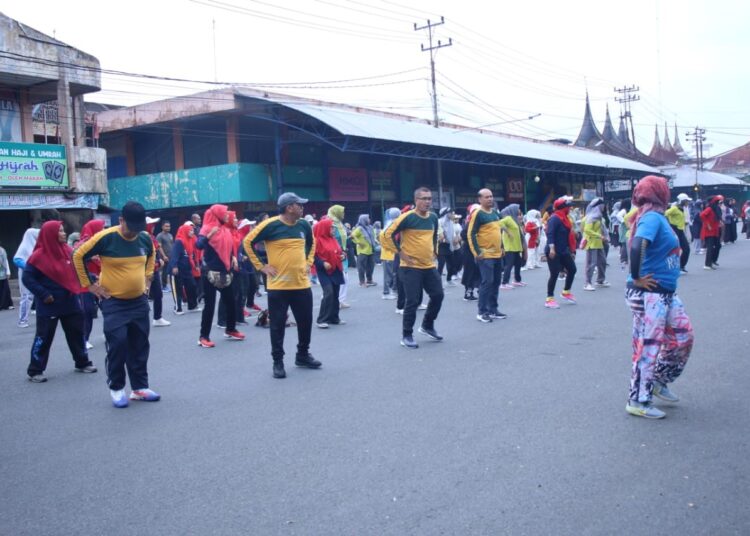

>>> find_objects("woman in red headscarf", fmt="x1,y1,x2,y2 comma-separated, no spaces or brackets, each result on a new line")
167,222,199,314
313,218,346,327
74,218,105,349
700,195,724,269
624,175,693,419
217,211,247,329
195,204,245,347
23,221,97,382
543,196,578,308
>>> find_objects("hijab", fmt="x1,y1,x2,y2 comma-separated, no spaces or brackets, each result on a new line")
552,197,577,251
79,219,105,243
200,204,233,270
327,205,347,248
14,227,40,261
500,203,521,220
524,209,542,227
585,198,604,224
630,175,670,242
26,221,84,294
439,208,456,245
313,218,343,274
384,207,401,230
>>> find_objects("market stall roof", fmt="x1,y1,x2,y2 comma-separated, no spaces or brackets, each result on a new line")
662,165,748,187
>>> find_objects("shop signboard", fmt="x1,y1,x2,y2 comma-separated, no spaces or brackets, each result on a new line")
0,142,68,189
507,178,524,201
329,167,368,201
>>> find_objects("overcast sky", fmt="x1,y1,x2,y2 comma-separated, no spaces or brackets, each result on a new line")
6,0,749,155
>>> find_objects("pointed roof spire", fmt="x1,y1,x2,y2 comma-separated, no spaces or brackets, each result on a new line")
574,92,603,148
617,115,631,147
649,124,664,160
672,123,685,154
662,122,674,153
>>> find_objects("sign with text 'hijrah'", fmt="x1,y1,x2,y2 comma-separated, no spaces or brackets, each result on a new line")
0,142,68,189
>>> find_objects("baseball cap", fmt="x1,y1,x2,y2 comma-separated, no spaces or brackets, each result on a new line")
121,201,147,233
677,193,692,202
278,192,308,208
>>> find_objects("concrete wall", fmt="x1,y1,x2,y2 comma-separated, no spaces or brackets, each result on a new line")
74,147,107,193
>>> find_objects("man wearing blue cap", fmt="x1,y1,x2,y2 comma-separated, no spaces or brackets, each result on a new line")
244,192,320,379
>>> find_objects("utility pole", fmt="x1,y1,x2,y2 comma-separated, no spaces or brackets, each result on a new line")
686,127,706,197
415,17,452,208
614,85,640,149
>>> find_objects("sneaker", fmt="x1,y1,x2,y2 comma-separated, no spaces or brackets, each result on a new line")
489,311,508,320
236,320,249,326
86,341,94,350
129,388,161,402
366,281,377,287
500,284,514,290
317,322,329,329
596,281,611,287
251,304,262,312
187,306,203,313
544,298,560,309
340,302,351,309
703,266,712,270
625,401,665,419
652,382,680,402
173,309,185,316
476,314,493,323
465,293,478,301
295,353,322,368
153,318,171,327
418,303,428,310
216,323,226,329
75,365,98,373
511,281,527,287
680,268,688,274
382,294,396,300
395,308,404,315
561,291,577,304
583,283,596,291
110,389,128,408
224,330,245,341
197,337,215,348
28,373,47,383
330,319,347,325
418,326,443,341
400,335,419,349
273,361,286,379
18,322,29,328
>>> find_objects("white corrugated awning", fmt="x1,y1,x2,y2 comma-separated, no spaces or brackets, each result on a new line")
662,165,748,187
235,89,659,175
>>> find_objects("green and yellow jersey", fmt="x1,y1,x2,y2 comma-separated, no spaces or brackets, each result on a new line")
467,208,502,258
73,226,155,300
382,209,438,269
243,216,315,290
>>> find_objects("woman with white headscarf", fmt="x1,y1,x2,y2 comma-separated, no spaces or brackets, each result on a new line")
582,197,610,291
523,209,543,269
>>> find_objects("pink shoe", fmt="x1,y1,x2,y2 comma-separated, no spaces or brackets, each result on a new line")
511,281,527,287
544,298,560,309
561,291,577,304
500,284,514,290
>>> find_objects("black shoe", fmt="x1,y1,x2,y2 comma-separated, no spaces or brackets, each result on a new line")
490,311,508,320
400,335,419,349
273,361,286,379
295,353,322,368
418,326,443,341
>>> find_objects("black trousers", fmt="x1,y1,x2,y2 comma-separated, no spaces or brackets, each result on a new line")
400,267,444,337
704,236,721,267
672,227,690,269
201,274,236,338
148,271,163,320
100,295,150,391
171,273,197,312
267,288,313,361
317,282,341,324
246,271,259,307
27,312,91,376
547,253,577,297
501,251,523,284
218,274,245,326
357,253,375,284
80,292,99,342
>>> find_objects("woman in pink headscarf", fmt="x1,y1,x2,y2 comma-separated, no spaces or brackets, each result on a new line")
624,175,694,419
195,204,245,347
23,221,97,382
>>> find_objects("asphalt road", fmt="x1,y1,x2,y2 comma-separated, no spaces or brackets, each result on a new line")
1,241,749,535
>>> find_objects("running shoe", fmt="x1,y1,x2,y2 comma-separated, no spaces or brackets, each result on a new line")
400,335,419,349
75,365,98,373
251,304,262,312
476,314,493,323
130,388,161,402
489,311,508,320
561,291,577,304
625,401,665,419
499,284,514,290
418,326,443,341
187,306,203,313
382,294,396,300
595,281,611,287
224,330,246,341
28,373,48,383
652,382,680,402
511,281,527,287
583,284,596,291
110,389,128,408
152,318,171,327
86,341,94,350
544,298,560,309
418,303,428,310
198,337,215,348
395,308,404,315
173,309,185,316
340,302,351,309
317,322,329,329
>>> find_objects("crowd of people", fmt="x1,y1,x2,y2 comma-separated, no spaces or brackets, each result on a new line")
4,177,746,417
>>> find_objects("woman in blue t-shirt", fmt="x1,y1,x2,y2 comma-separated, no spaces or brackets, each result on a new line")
625,176,694,419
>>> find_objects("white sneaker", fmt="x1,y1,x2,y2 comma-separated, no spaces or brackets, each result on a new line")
152,318,171,327
316,322,329,329
418,303,428,310
595,281,611,287
583,283,596,291
395,308,404,315
86,341,94,350
110,389,128,408
382,294,396,300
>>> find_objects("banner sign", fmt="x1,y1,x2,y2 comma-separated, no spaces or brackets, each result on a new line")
328,167,368,201
0,193,98,210
507,178,524,201
0,142,69,189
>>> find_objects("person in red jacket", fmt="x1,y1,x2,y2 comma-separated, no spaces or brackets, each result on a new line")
700,195,724,270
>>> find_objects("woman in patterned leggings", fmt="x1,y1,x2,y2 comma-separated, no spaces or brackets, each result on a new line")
625,175,694,419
